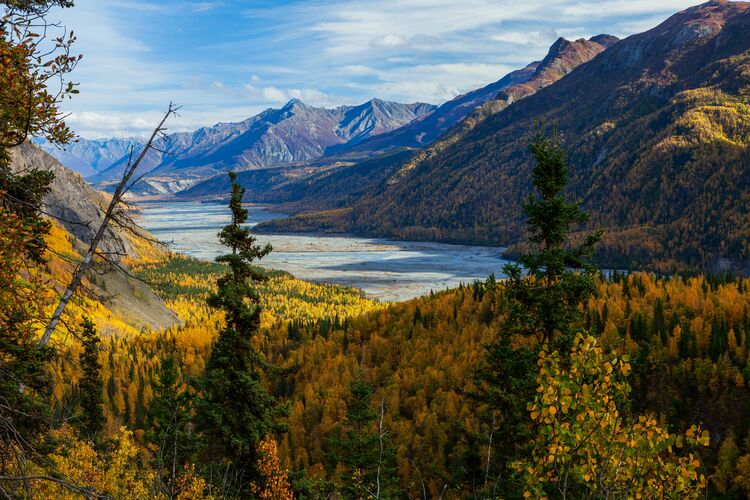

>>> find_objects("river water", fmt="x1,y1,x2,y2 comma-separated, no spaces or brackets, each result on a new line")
136,201,511,302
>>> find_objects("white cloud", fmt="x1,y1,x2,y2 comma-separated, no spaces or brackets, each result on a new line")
489,30,557,45
51,0,706,137
242,83,342,108
370,33,439,49
342,62,517,104
340,65,379,76
189,2,224,13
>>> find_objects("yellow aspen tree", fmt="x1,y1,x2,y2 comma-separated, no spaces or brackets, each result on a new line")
516,334,709,499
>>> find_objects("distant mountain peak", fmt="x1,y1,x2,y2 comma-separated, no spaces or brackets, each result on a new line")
547,36,572,55
589,34,620,48
495,33,616,105
282,98,304,109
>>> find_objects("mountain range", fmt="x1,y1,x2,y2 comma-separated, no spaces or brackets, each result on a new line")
79,99,434,194
34,136,144,178
255,0,750,272
184,32,620,210
38,0,750,272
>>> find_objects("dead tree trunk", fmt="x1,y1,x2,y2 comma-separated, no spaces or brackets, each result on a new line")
39,103,179,347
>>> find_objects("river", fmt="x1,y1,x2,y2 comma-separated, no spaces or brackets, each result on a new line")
136,201,511,302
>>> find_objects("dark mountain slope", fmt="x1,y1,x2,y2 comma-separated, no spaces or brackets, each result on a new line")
261,0,750,271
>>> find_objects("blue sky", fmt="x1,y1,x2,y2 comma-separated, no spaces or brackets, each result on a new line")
53,0,707,138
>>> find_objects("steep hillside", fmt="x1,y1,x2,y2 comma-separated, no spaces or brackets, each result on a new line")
9,142,179,330
266,0,750,272
90,99,435,195
33,137,144,178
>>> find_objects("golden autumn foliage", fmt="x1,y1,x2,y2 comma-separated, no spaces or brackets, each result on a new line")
516,334,708,498
0,205,47,344
252,435,294,500
30,221,750,498
17,426,155,499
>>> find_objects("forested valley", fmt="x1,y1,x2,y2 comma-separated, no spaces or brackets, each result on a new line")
4,1,750,499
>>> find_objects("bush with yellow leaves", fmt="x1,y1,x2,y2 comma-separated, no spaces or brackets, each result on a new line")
24,426,154,499
516,333,709,499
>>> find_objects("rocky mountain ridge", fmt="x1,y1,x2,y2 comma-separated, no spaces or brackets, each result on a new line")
88,98,435,195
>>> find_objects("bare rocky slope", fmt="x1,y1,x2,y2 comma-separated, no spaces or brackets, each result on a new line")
9,142,179,330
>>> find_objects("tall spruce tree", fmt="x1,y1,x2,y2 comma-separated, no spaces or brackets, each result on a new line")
471,129,601,496
197,171,283,488
503,128,601,349
76,317,104,440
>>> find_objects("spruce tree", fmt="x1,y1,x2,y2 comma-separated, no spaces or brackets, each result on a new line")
503,128,601,349
472,129,600,495
197,171,283,487
76,317,104,440
327,380,398,499
147,353,194,498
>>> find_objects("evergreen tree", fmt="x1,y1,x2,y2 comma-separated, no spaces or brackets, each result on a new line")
0,143,55,471
472,129,600,495
197,171,283,488
147,353,194,498
326,380,398,499
76,317,104,440
502,128,601,349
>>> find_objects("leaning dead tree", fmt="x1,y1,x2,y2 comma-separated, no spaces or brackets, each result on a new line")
38,102,179,347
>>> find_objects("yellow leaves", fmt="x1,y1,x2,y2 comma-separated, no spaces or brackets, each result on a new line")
32,426,157,499
252,435,294,500
515,334,708,499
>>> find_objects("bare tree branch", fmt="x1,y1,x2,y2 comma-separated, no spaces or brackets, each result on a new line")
39,103,178,347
